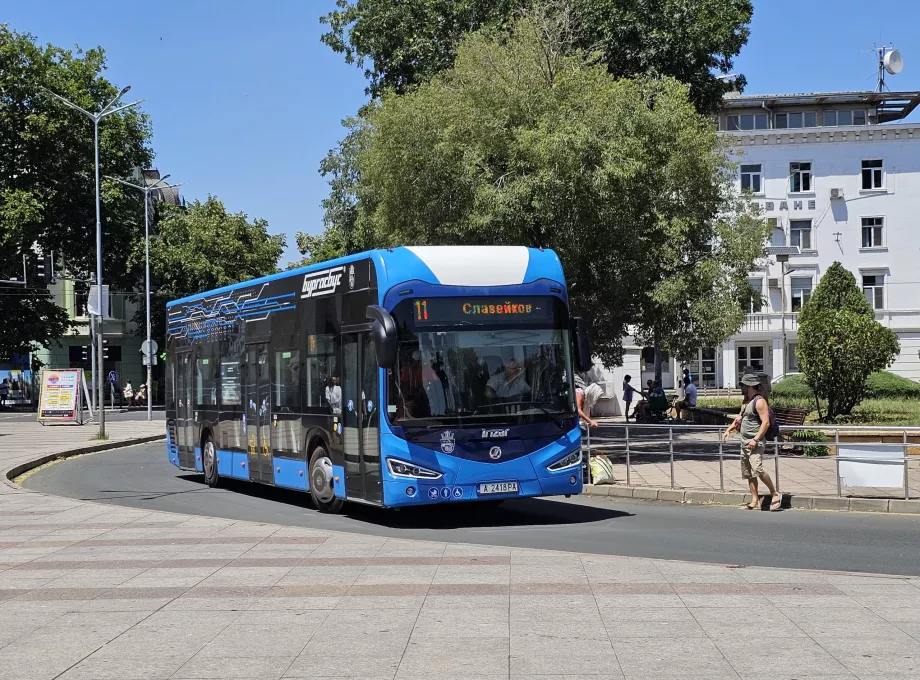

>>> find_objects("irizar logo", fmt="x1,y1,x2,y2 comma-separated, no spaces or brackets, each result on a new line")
301,267,344,298
482,428,509,439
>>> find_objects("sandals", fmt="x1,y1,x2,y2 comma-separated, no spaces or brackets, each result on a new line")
770,495,782,511
740,502,759,510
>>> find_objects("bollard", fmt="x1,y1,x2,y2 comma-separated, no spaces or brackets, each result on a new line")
774,438,780,492
904,442,910,502
835,428,842,497
585,425,592,485
669,425,675,490
718,437,724,493
625,425,631,487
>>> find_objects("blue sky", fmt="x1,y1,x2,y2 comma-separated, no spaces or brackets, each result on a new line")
6,0,920,264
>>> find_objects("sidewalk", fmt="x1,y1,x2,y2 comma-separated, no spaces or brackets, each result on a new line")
587,420,920,501
1,423,920,679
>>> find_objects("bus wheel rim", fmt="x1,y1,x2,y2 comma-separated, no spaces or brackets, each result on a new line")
204,441,215,477
312,455,335,503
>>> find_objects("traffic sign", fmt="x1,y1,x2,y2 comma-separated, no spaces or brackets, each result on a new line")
140,339,158,355
108,370,118,384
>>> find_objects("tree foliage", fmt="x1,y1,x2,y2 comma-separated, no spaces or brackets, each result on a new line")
138,197,285,349
300,12,767,364
320,0,752,114
0,26,152,357
797,262,900,420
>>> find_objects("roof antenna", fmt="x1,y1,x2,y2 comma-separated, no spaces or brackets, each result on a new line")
874,44,904,92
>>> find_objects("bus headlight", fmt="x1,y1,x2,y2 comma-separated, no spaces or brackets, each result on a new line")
547,449,582,471
386,458,443,480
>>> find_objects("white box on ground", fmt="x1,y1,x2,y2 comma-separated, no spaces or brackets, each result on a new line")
838,445,904,488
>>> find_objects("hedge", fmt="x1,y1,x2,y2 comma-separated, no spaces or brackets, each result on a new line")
772,371,920,400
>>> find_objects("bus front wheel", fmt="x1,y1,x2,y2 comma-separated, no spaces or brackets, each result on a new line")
309,445,344,513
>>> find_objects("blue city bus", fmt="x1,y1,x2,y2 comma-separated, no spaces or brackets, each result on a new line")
165,246,591,512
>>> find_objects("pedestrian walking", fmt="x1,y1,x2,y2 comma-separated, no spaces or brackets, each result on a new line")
722,374,781,511
575,374,600,428
0,378,9,409
622,374,642,422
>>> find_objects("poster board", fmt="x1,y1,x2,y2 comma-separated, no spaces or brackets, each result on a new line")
838,444,904,488
37,369,83,424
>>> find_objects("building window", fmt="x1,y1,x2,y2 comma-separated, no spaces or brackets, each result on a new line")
861,217,884,248
789,162,812,193
787,343,800,373
727,113,768,131
790,277,813,312
746,277,764,313
789,220,812,251
862,275,884,310
862,160,884,190
824,110,866,126
740,164,763,193
768,218,786,247
776,112,817,129
737,345,766,383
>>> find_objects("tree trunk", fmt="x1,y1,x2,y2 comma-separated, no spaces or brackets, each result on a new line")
653,341,663,384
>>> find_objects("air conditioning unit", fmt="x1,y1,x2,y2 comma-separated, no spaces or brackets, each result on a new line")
768,278,780,288
830,188,845,200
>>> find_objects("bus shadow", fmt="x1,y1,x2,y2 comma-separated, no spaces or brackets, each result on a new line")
177,474,632,529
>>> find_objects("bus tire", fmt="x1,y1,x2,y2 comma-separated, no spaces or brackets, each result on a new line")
202,434,220,488
309,445,344,513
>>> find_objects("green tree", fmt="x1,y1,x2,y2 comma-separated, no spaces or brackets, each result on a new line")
300,13,766,365
136,197,285,349
0,26,153,357
321,0,752,114
797,262,899,420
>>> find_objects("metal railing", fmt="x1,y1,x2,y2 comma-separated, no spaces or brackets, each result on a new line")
583,422,915,500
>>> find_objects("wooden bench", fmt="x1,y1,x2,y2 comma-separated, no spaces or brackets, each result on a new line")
772,406,809,439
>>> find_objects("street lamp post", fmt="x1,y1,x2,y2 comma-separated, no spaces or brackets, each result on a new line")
42,86,146,437
104,174,182,421
766,246,801,379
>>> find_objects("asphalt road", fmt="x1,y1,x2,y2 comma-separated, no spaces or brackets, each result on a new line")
22,442,920,576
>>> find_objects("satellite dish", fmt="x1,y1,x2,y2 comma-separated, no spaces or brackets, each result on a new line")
884,49,904,75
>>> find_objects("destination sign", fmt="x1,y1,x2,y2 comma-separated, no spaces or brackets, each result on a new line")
413,297,554,326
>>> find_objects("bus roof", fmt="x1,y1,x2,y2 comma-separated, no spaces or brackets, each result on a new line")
166,246,565,308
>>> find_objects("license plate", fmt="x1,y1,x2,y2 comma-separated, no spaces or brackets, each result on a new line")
478,481,519,495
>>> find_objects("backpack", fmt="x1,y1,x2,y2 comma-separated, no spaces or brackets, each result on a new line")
752,395,779,441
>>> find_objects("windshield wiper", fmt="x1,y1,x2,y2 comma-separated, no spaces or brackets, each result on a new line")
474,401,568,433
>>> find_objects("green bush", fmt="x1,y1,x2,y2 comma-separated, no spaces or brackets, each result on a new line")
771,374,813,399
788,429,829,457
771,371,920,401
865,372,920,399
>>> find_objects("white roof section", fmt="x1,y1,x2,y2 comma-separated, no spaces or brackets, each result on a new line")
405,246,530,286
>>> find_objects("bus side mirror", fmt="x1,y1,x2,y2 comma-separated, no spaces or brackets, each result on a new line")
366,305,398,369
572,316,593,372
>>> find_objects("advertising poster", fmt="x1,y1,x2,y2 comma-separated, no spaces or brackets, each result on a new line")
38,369,81,421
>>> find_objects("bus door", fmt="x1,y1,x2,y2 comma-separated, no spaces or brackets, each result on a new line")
243,344,272,483
175,352,195,467
342,331,381,503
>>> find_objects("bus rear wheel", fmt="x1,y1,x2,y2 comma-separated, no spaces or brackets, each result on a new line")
203,436,219,488
309,445,344,514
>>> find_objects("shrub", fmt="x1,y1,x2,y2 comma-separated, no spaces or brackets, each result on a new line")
865,371,920,400
788,429,829,457
771,374,813,399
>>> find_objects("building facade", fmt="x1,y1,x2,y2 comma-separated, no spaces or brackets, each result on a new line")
595,89,920,415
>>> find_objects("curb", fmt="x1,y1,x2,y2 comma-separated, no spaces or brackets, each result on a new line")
584,484,920,514
3,434,167,488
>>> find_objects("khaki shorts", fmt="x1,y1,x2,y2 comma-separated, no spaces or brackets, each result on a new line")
740,441,765,480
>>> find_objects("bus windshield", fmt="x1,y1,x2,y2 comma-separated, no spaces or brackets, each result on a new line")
386,297,576,427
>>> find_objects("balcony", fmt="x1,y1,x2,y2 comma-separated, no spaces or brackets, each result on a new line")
741,312,798,333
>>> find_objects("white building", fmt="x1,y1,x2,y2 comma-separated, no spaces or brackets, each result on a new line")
596,88,920,414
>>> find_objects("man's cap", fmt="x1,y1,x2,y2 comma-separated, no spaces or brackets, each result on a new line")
740,374,761,387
